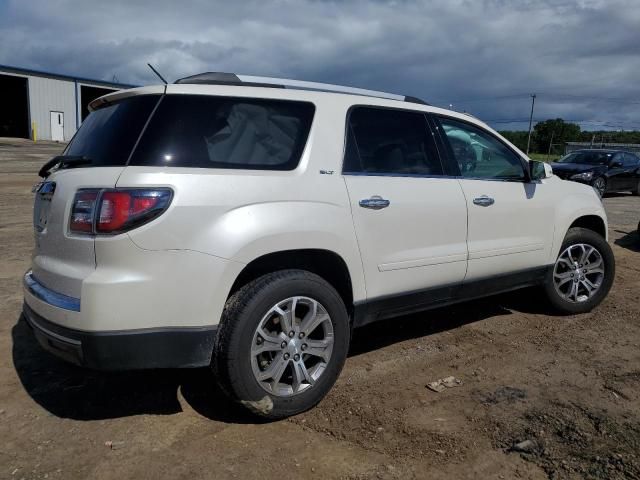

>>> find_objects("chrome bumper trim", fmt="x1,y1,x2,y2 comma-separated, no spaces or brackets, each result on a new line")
23,270,81,312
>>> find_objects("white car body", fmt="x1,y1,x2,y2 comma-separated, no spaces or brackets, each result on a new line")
23,78,607,371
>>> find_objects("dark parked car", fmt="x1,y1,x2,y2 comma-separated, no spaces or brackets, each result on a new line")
550,149,640,197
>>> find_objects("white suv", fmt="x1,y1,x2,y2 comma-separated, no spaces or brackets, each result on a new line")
24,73,614,418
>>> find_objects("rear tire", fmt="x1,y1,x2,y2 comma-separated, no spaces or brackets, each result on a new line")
543,227,615,314
632,179,639,196
213,269,350,419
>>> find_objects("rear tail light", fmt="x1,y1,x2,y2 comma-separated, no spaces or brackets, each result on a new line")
70,188,172,235
70,190,99,232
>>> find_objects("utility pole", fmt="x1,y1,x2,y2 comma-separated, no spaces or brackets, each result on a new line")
526,94,537,155
547,131,555,161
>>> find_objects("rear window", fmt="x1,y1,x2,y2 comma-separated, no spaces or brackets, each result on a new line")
130,95,315,170
64,95,160,166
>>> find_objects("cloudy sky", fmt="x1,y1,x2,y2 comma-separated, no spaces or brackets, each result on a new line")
1,0,639,131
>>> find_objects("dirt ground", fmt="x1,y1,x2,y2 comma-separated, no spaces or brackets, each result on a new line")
1,137,639,480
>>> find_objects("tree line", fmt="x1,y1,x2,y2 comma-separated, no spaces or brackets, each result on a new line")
499,119,640,155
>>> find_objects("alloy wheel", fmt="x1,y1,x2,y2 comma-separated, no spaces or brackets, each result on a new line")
592,177,606,197
553,243,605,303
250,296,334,397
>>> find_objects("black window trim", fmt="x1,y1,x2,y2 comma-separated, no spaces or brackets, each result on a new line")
430,113,533,183
341,104,453,179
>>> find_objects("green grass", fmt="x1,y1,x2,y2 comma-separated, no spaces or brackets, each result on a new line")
528,152,561,163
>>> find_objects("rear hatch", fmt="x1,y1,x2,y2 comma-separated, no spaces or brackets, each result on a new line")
31,92,162,298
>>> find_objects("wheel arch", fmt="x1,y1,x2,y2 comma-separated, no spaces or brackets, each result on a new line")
568,215,607,239
550,192,608,263
229,249,356,314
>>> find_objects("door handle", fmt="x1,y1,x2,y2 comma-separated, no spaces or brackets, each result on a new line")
359,195,390,210
473,195,495,207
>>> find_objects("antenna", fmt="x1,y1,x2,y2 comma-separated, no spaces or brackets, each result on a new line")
147,63,168,85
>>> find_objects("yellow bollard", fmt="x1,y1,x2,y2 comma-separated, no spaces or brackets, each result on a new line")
32,122,37,142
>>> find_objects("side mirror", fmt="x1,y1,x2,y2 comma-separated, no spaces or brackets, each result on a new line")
611,160,623,168
529,160,552,180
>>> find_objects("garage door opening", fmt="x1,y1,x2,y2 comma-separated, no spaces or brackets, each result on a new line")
0,74,29,139
80,85,117,121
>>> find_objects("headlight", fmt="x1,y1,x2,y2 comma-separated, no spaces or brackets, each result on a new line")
570,171,594,181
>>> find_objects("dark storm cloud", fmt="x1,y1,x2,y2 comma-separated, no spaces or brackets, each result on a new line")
1,0,639,130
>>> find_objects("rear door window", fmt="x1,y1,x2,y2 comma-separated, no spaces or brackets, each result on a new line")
623,153,639,167
130,95,315,170
64,95,160,166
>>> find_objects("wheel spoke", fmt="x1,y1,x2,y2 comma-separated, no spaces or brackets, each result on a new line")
291,361,313,392
304,338,332,361
300,311,329,336
585,257,603,272
586,267,604,276
253,328,286,355
554,271,573,280
580,280,593,295
579,245,593,266
556,277,573,288
567,280,579,301
583,277,599,291
557,257,573,268
258,354,288,382
290,297,299,326
274,305,294,333
300,299,318,330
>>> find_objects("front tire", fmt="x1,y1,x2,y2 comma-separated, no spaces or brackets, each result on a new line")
213,270,350,419
543,227,615,314
632,179,639,196
591,177,606,198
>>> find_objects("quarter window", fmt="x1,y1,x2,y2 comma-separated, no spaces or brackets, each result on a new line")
437,117,526,180
343,107,443,176
130,96,315,170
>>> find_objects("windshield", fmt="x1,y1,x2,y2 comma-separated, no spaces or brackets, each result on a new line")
557,151,612,165
64,95,160,166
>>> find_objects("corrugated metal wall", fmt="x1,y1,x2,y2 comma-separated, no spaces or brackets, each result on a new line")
0,67,128,142
27,76,77,141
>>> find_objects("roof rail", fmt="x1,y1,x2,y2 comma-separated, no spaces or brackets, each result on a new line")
174,72,428,105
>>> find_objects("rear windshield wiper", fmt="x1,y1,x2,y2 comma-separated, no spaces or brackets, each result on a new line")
38,155,93,178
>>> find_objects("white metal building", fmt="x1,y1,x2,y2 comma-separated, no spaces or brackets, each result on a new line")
0,64,135,142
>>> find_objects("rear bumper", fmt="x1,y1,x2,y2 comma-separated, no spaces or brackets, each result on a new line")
22,299,217,371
